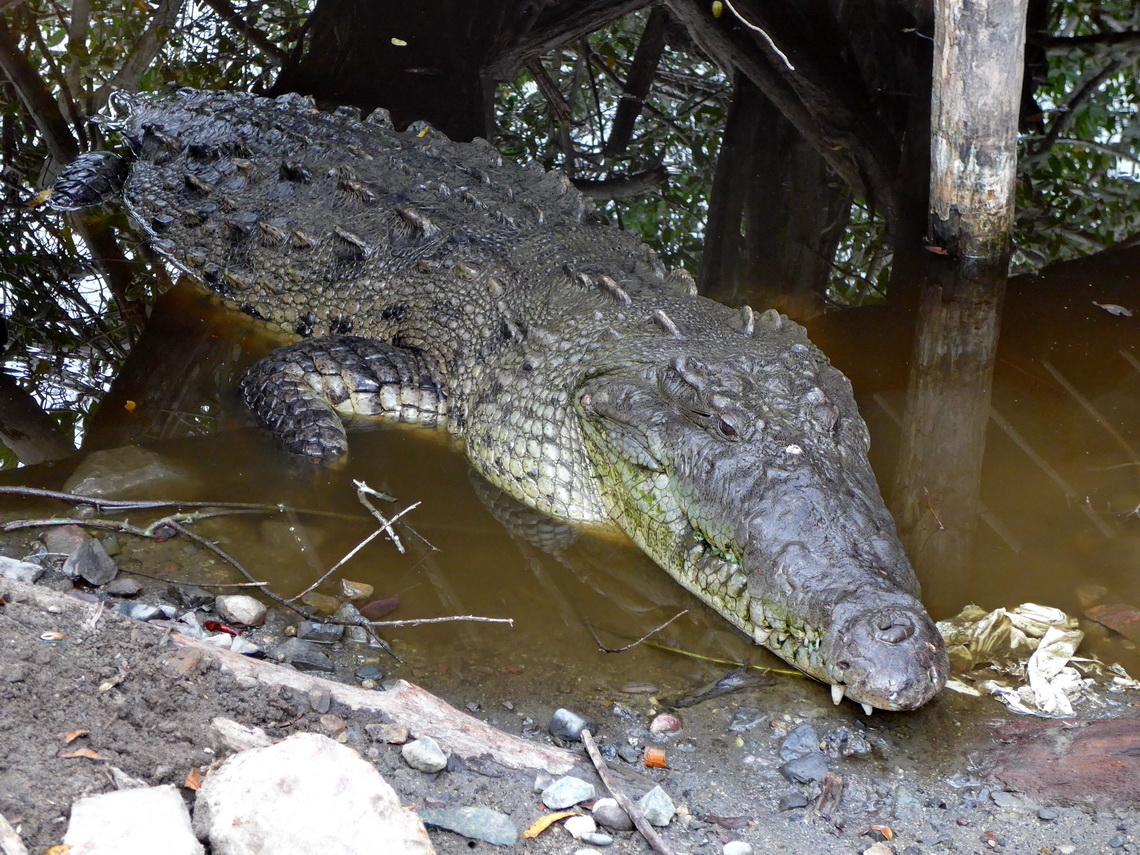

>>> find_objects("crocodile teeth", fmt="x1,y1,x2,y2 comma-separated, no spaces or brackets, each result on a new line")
831,684,844,706
861,703,874,716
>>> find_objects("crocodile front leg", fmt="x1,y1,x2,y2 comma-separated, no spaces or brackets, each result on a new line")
239,336,447,459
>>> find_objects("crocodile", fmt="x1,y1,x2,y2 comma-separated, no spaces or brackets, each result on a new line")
51,89,948,712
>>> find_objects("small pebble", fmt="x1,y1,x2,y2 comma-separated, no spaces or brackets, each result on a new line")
1036,807,1058,821
355,665,384,681
549,708,598,741
620,682,658,694
542,776,595,810
780,752,829,785
365,722,408,744
778,791,809,811
339,579,374,600
103,577,142,598
779,723,820,761
637,785,675,827
214,597,266,629
616,745,640,764
723,842,754,855
592,797,633,831
1109,834,1125,848
402,737,448,773
563,815,596,839
581,832,613,846
296,620,344,644
649,713,683,736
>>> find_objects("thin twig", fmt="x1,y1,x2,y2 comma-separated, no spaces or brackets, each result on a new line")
367,615,513,628
125,569,268,588
0,485,360,521
354,479,411,553
590,611,688,653
288,526,388,603
580,730,674,855
641,642,801,678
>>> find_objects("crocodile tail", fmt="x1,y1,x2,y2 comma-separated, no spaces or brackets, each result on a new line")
49,151,130,211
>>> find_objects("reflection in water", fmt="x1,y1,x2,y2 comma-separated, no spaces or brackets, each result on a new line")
2,267,1137,694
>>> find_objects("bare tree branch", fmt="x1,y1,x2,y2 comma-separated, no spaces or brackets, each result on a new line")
93,0,184,110
203,0,290,65
1040,30,1140,54
604,5,668,158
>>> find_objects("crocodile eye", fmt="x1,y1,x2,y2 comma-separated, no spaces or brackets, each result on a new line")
716,412,743,441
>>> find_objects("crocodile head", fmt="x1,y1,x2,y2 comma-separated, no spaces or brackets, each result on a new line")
577,340,949,712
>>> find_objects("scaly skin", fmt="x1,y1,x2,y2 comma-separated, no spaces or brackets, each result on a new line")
51,90,948,710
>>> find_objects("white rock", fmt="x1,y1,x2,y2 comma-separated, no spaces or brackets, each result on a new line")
214,594,267,627
64,785,203,855
402,736,449,773
563,814,596,839
193,732,434,855
724,841,755,855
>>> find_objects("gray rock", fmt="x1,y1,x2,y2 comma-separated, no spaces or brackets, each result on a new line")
64,445,190,498
780,752,829,785
991,790,1022,809
616,744,641,763
723,842,754,855
542,776,596,809
334,602,369,642
1037,807,1059,821
402,737,448,773
296,619,345,643
592,797,634,831
355,665,384,681
417,806,518,847
193,732,433,855
109,766,148,790
63,537,118,585
549,707,598,741
215,594,267,627
64,785,203,855
272,638,334,672
229,636,262,657
779,723,820,761
104,577,142,597
563,815,596,839
210,717,272,752
779,791,810,811
167,583,214,609
43,524,90,557
0,555,44,583
582,832,614,846
113,602,164,622
637,785,675,827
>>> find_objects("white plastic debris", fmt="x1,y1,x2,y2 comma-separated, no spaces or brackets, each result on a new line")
937,602,1138,717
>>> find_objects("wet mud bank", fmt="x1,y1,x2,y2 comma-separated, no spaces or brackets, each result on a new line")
3,534,1140,854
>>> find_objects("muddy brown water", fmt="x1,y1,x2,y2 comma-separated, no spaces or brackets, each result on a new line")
2,272,1138,713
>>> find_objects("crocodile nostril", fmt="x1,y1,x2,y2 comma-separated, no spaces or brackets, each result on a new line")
874,612,915,644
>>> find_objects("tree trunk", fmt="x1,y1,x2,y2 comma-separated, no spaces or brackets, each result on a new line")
700,75,848,321
891,0,1029,583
